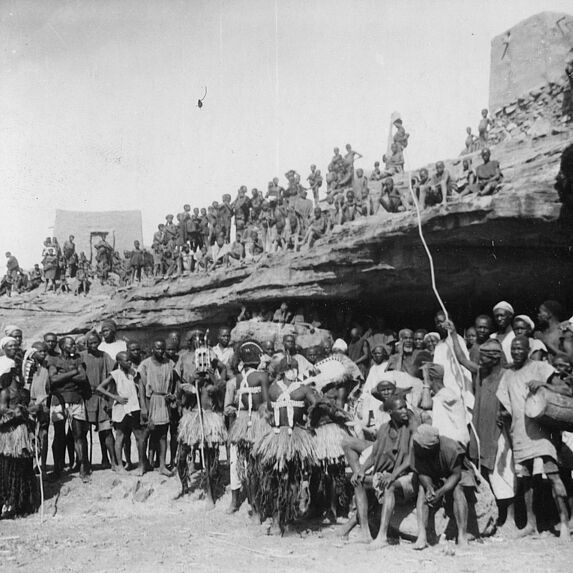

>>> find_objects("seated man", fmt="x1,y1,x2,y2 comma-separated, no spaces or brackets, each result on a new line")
475,148,503,196
301,206,328,249
430,161,457,205
381,143,404,177
343,395,419,544
456,159,477,197
414,168,434,208
370,161,383,181
379,178,405,213
208,233,231,271
411,424,472,549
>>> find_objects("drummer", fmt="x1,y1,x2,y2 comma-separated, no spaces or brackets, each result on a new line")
496,336,570,540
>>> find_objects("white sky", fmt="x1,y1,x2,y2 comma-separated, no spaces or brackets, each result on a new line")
1,0,572,267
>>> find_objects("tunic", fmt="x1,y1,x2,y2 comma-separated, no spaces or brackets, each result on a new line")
469,365,504,470
496,360,557,464
138,357,173,425
110,369,140,422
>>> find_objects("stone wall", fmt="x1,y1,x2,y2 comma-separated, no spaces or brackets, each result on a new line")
486,79,571,146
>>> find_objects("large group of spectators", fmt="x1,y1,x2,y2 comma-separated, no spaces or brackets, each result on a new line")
1,295,573,548
148,114,504,276
1,108,506,292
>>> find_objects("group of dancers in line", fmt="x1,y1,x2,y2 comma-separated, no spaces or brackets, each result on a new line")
177,339,353,532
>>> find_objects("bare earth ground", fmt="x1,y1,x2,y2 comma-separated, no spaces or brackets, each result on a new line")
1,465,573,573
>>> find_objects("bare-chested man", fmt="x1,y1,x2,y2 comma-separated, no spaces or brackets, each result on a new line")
536,299,565,357
476,148,503,196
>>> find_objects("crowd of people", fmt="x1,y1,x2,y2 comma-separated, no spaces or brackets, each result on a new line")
1,296,573,549
147,116,504,275
1,108,505,293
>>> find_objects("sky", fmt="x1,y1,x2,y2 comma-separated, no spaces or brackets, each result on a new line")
1,0,572,267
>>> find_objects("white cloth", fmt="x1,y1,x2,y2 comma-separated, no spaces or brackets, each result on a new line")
98,340,127,362
489,429,515,500
363,362,389,393
528,338,547,358
432,386,470,446
213,344,234,368
433,333,471,395
491,330,515,364
110,369,140,423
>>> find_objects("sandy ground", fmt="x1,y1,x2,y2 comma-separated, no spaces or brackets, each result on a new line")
1,461,573,573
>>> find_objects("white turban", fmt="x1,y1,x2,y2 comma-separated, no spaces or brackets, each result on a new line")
424,332,440,343
493,301,514,315
332,339,348,353
0,336,17,350
515,314,535,332
3,325,21,337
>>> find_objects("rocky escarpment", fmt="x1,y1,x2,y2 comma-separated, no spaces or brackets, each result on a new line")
486,78,571,147
2,127,571,342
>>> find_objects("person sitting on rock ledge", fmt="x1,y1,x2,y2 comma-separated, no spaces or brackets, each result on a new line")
457,158,478,197
475,148,503,196
379,178,405,213
381,143,404,178
370,161,383,181
430,161,457,206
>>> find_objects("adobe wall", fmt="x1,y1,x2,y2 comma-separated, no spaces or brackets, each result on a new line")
489,12,573,111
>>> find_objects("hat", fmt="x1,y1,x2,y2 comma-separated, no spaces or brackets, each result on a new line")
332,339,348,353
424,332,440,343
238,341,263,366
479,338,503,358
493,301,514,315
427,363,444,380
0,336,17,350
4,325,21,337
371,379,397,402
101,320,117,332
413,424,440,449
514,314,535,332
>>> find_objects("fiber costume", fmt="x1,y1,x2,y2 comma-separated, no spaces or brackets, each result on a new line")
253,364,319,533
0,368,38,518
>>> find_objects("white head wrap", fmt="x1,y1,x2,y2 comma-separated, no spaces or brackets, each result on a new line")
3,325,21,337
515,314,535,332
0,336,17,350
332,339,348,353
493,301,514,315
424,332,440,343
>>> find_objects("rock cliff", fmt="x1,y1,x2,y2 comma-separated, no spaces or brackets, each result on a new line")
2,126,571,342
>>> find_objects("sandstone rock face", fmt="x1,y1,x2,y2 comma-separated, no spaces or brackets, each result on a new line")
1,128,571,342
489,12,573,111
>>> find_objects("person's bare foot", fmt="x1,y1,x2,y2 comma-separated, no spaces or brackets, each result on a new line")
367,537,389,550
412,538,428,551
205,497,216,511
558,523,571,542
159,467,174,477
354,529,372,544
112,466,128,475
134,466,146,477
515,524,536,539
497,521,519,539
457,534,469,546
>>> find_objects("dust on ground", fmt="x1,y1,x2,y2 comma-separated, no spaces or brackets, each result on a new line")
1,466,572,573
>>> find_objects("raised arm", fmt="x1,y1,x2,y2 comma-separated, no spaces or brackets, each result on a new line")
444,320,478,374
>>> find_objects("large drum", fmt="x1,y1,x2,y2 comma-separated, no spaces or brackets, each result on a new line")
525,386,573,432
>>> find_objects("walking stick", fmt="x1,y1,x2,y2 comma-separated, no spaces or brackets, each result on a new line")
194,377,211,497
34,418,45,523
